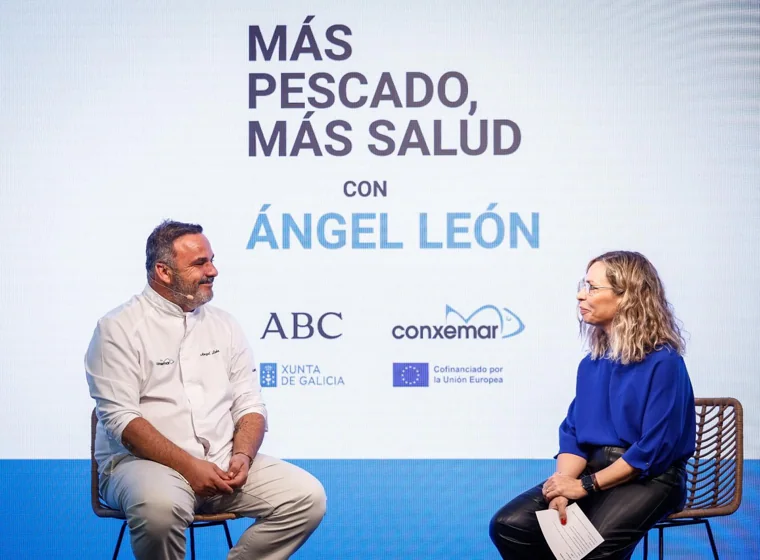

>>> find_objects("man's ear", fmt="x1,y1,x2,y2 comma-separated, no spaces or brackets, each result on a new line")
153,262,173,284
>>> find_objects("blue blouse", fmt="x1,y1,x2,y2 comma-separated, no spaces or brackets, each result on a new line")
558,347,696,477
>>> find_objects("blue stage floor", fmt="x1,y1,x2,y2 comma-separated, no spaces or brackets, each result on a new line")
1,459,757,559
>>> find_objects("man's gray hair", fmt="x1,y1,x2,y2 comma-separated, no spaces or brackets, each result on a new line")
145,219,203,276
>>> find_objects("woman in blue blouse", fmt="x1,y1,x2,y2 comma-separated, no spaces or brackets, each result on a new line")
489,251,696,560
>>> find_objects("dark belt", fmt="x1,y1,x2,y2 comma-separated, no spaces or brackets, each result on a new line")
586,445,629,471
584,445,687,483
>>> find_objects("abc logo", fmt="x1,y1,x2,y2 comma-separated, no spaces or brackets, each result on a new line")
260,312,343,340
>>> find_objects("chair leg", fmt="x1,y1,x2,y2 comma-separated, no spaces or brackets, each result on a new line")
190,524,196,560
112,521,127,560
643,530,649,560
223,521,234,549
703,520,720,560
658,526,664,559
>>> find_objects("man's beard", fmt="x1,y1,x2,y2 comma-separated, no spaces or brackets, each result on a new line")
170,275,214,307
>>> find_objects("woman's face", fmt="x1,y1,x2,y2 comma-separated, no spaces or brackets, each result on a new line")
577,261,622,332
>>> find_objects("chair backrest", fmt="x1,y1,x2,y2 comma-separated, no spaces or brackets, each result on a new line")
91,409,125,519
670,397,743,519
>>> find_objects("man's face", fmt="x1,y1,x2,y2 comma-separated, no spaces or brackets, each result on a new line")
165,233,218,307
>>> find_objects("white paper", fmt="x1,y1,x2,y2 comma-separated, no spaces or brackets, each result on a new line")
535,503,604,560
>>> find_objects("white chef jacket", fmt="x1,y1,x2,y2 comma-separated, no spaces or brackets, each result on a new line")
86,284,267,473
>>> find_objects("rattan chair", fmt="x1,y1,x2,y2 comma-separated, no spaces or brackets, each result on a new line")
642,397,743,560
90,409,239,559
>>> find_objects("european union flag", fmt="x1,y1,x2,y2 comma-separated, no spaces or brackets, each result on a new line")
260,363,277,388
393,363,429,387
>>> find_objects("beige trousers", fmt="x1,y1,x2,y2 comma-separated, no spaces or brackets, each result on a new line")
99,453,326,560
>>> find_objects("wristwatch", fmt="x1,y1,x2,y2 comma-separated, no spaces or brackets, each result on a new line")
580,474,597,494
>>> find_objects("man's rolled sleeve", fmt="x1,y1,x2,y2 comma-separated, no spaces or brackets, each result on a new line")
228,319,268,428
85,318,143,443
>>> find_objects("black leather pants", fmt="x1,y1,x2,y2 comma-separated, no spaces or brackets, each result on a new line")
489,447,687,560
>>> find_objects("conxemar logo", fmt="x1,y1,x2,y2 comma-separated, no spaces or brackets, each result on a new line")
392,304,525,340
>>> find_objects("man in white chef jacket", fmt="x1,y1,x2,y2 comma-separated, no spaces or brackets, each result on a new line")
86,219,326,560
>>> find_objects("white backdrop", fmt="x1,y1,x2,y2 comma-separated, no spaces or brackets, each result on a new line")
1,1,758,460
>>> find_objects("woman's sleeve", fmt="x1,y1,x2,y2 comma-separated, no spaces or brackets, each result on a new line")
556,398,587,458
622,357,694,476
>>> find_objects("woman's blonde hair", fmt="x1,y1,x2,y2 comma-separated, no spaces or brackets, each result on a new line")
581,251,685,364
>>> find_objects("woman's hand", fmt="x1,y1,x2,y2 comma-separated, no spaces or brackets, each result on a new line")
542,473,587,501
547,496,570,525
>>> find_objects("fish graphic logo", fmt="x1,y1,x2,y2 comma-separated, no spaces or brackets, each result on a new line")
445,304,525,339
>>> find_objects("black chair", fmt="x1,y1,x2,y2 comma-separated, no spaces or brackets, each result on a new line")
642,397,743,559
90,409,239,559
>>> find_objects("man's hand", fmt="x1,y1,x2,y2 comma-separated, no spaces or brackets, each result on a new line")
227,453,251,489
547,496,570,525
542,473,587,501
183,459,234,497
